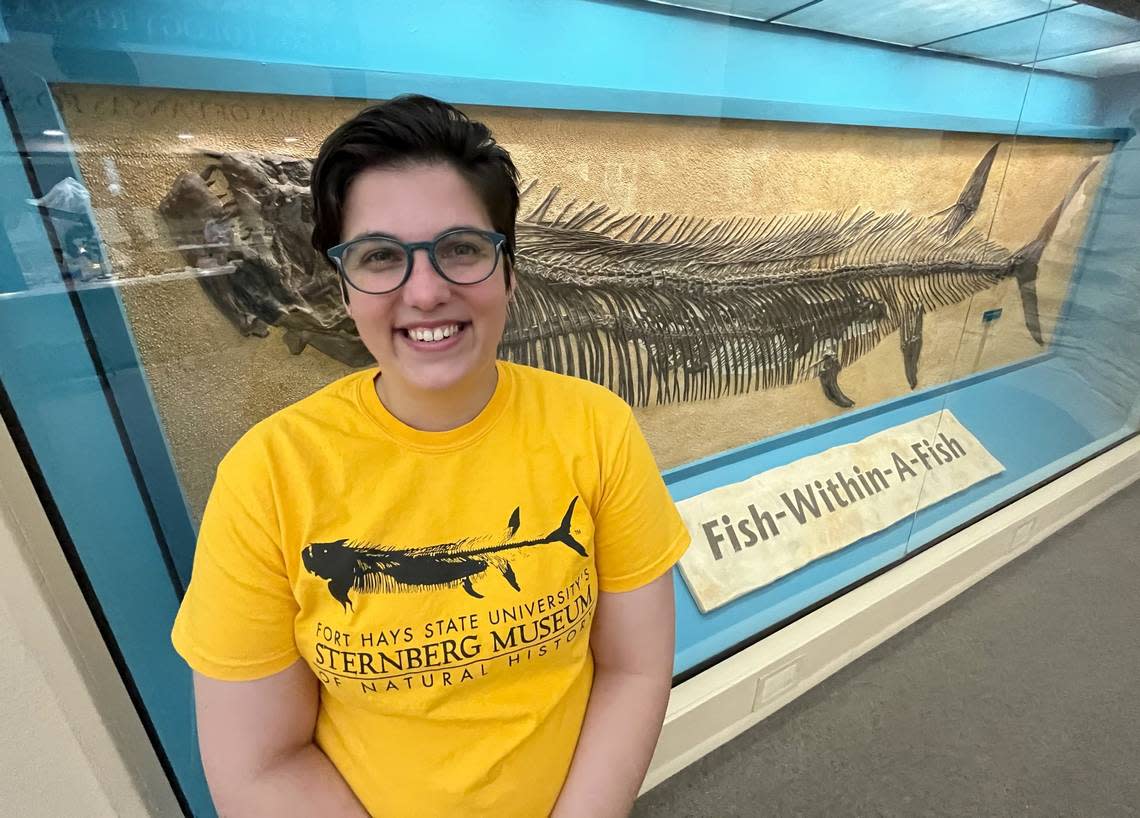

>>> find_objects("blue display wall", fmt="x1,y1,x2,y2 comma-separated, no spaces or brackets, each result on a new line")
0,2,1136,815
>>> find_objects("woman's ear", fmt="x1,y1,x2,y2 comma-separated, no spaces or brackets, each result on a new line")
339,278,352,317
506,260,517,302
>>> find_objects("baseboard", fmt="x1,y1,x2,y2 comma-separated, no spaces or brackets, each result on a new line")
643,433,1140,793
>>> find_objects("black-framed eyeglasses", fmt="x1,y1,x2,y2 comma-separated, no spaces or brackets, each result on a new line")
326,228,507,295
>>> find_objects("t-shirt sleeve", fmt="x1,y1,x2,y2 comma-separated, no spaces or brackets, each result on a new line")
593,408,691,593
171,457,301,681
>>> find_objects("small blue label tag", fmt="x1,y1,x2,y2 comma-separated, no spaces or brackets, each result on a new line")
982,308,1003,323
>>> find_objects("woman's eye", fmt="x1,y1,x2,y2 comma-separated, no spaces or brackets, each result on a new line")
440,242,480,258
364,249,397,264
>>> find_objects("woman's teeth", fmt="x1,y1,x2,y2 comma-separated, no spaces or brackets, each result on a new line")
407,324,461,343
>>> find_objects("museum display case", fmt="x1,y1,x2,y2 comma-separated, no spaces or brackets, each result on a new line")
0,2,1137,813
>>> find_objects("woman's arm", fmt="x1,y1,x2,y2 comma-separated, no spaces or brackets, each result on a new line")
193,660,369,817
550,571,676,818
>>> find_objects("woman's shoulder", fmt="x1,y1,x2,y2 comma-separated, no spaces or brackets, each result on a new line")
503,361,633,422
220,368,375,473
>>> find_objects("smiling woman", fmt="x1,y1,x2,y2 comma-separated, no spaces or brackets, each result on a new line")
335,164,513,430
170,96,691,818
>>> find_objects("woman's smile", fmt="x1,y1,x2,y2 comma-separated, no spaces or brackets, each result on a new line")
396,320,470,351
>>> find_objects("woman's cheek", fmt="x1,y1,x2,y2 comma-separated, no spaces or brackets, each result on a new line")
348,300,397,359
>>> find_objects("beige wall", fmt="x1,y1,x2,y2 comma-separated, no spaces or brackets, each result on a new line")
0,600,119,817
0,427,182,817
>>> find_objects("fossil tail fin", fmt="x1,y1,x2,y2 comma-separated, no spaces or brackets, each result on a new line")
933,144,1000,237
1012,159,1100,345
545,497,587,557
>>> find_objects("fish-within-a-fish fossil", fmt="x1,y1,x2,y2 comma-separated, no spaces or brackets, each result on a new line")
301,498,586,609
159,145,1097,408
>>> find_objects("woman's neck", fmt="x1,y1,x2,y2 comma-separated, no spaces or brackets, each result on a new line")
374,363,499,432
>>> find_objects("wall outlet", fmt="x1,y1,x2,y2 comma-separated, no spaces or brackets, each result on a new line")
753,660,799,710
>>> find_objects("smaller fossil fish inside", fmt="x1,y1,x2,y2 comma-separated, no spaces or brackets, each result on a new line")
302,498,586,610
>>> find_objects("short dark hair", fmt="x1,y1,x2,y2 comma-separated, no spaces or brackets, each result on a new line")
309,95,520,288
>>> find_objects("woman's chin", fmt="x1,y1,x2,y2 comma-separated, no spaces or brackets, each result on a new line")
406,369,471,395
387,356,493,397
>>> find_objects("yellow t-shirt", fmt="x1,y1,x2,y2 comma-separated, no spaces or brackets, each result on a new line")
172,360,690,817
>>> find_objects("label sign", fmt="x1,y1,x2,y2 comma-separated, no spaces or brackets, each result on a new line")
982,308,1003,323
677,411,1003,612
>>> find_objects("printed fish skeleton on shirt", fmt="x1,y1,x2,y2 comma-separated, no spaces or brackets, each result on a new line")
301,497,587,610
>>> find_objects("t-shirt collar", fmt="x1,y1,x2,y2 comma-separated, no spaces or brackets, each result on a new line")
354,360,513,452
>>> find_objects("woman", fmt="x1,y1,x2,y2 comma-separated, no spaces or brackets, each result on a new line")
172,95,690,817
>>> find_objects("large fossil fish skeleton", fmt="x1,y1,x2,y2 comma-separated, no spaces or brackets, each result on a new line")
158,146,1097,408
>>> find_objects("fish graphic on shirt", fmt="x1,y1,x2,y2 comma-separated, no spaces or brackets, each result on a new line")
301,497,587,610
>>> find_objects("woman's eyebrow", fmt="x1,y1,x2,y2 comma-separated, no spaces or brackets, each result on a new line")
346,229,395,242
346,225,485,242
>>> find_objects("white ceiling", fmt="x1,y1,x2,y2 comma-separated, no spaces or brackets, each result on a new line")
645,0,1140,77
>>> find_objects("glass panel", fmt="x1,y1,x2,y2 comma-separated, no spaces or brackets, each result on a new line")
929,2,1140,64
779,0,1065,47
904,4,1140,557
0,2,1135,814
643,0,808,22
1034,39,1140,76
0,68,207,816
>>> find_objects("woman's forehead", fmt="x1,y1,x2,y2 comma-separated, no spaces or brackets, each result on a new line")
341,163,493,240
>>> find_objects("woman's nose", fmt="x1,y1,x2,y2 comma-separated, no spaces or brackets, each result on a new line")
400,248,451,309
